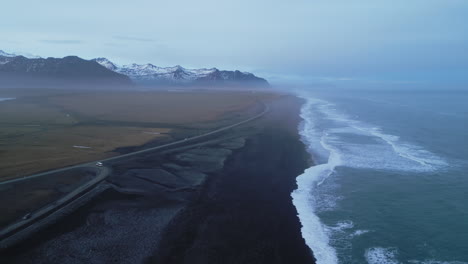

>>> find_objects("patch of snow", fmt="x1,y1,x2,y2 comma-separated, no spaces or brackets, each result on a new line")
93,57,220,82
0,50,16,57
0,50,41,59
94,57,118,71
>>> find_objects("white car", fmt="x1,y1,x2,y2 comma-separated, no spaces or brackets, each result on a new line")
96,162,103,167
22,213,32,220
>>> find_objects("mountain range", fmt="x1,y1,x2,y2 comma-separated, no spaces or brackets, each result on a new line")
93,57,269,87
0,51,131,88
0,50,269,88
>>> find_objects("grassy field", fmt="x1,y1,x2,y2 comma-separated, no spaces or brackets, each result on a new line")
0,89,272,180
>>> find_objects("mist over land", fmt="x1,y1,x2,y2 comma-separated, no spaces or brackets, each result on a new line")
3,1,468,88
1,1,468,264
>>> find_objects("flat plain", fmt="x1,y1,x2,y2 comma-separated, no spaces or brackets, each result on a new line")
0,89,271,180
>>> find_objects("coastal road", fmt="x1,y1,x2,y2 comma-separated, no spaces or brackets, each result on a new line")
0,103,268,246
0,167,110,244
0,102,268,186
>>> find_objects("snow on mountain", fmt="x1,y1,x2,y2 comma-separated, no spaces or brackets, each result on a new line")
94,58,219,82
0,50,16,64
0,50,42,66
0,50,268,86
0,50,41,59
16,52,41,59
93,57,269,86
0,50,16,57
94,57,118,71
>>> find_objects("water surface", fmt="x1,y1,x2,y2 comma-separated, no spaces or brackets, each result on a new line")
293,89,468,264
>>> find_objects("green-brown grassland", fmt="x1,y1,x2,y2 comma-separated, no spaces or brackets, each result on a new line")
0,89,274,180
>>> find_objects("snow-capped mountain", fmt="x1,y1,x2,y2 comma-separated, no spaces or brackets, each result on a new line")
93,57,118,71
0,50,41,59
0,55,131,88
94,58,210,81
0,50,268,88
93,58,269,87
0,50,16,57
0,50,16,65
1,50,42,65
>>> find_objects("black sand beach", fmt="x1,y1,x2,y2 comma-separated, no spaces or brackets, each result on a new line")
1,95,315,264
153,95,315,264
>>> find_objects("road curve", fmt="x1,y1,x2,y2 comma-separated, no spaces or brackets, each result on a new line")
0,167,110,242
1,103,268,246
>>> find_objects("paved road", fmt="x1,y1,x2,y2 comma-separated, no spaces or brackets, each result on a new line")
0,103,268,185
0,167,110,242
0,103,268,246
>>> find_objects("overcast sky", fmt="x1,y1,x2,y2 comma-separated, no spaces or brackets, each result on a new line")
1,0,467,86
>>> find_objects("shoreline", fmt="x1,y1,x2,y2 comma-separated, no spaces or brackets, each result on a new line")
1,94,315,264
152,95,315,263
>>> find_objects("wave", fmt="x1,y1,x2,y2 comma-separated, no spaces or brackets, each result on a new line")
353,125,448,170
291,97,339,264
350,229,370,237
365,247,468,264
365,247,399,264
409,261,468,264
303,94,447,172
291,92,449,264
408,260,467,264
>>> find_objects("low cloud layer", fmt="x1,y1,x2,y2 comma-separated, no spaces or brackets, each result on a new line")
2,0,467,86
112,36,155,42
40,39,82,44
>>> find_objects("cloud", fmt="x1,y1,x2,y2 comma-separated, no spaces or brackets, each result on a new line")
40,39,82,44
104,42,126,47
112,35,155,42
2,39,20,44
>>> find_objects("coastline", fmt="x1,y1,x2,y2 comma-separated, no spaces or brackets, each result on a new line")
1,94,315,264
152,95,315,263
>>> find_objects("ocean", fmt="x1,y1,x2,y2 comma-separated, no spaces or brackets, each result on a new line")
292,88,468,264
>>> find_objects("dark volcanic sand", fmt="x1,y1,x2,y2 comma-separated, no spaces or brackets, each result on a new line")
1,95,315,264
152,96,316,264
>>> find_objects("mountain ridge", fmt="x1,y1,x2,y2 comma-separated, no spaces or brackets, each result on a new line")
0,54,132,88
93,57,269,87
0,50,269,88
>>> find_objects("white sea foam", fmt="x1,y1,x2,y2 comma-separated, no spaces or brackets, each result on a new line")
409,260,468,264
291,165,339,264
328,220,354,232
364,247,468,264
350,229,370,237
365,247,400,264
291,98,340,264
301,93,447,172
355,125,448,170
291,91,452,264
292,93,450,264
